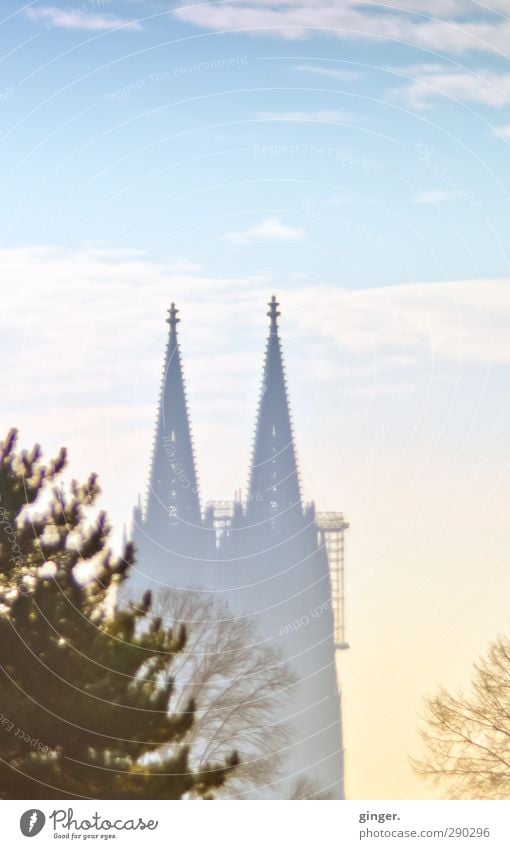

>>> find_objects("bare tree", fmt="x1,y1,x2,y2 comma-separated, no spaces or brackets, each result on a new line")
413,634,510,799
152,588,294,798
289,777,335,800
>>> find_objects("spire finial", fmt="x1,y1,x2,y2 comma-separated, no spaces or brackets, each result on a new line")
267,295,280,332
167,302,180,330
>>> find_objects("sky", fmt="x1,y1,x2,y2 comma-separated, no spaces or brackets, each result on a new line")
2,0,510,799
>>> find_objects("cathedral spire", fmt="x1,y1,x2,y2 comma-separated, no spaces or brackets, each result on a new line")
268,294,280,332
246,296,302,528
143,303,201,550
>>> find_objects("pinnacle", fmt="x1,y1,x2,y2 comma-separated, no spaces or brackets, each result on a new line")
166,302,181,329
267,295,281,331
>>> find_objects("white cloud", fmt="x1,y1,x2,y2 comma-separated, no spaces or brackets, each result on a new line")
2,245,508,365
1,246,508,417
493,124,510,139
387,63,453,75
173,1,510,57
393,67,510,109
294,64,361,82
257,109,352,123
5,245,507,478
223,216,305,245
2,246,508,431
25,5,142,32
2,245,509,539
413,189,457,204
289,278,509,366
322,193,350,206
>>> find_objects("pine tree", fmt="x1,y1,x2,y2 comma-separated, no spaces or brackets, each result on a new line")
0,429,238,800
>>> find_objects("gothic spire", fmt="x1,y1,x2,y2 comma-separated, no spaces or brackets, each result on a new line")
246,296,302,529
143,303,201,549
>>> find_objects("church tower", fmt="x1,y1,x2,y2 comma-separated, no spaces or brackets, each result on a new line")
246,296,302,531
131,303,205,592
224,296,345,799
131,297,346,799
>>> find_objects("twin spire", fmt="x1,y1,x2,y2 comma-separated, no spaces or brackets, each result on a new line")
144,302,201,551
143,296,302,543
246,296,302,527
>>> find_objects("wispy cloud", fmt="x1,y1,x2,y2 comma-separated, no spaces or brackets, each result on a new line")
257,109,352,123
493,124,510,139
223,216,305,245
2,244,509,527
392,66,510,109
413,189,457,204
2,246,509,385
290,277,510,366
173,1,510,58
25,5,142,32
294,64,361,82
322,193,350,206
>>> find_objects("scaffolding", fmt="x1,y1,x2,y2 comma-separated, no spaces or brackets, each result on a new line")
316,512,350,651
205,500,236,548
203,503,349,651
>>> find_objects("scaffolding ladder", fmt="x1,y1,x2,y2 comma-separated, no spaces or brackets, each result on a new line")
316,512,350,651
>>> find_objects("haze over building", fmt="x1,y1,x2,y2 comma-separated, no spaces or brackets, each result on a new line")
131,298,348,799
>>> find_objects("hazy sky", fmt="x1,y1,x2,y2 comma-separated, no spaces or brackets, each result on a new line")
2,0,510,799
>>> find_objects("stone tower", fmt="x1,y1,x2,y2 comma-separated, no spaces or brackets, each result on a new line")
131,298,346,798
131,303,206,593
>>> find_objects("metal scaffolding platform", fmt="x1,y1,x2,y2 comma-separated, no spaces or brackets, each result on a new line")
316,512,350,651
204,503,350,653
205,500,237,548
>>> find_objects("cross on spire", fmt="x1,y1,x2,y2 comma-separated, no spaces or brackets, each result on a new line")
267,295,281,332
167,302,180,330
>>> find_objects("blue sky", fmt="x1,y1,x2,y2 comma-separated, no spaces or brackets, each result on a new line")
2,0,510,800
2,0,510,283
